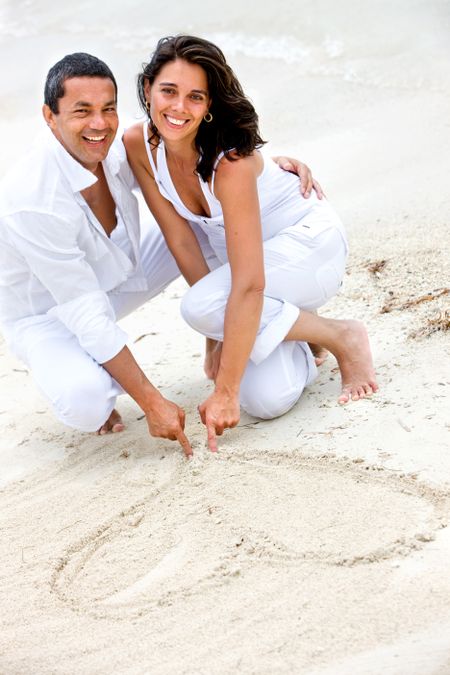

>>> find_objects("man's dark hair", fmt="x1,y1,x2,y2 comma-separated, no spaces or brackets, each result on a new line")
44,52,118,114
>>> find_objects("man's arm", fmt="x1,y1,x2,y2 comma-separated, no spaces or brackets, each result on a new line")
271,155,325,199
102,346,192,457
5,211,192,456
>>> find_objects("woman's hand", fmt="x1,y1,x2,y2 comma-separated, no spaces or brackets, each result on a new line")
271,155,324,199
198,389,240,452
204,338,223,381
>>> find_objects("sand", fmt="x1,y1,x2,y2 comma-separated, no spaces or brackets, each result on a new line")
1,0,450,673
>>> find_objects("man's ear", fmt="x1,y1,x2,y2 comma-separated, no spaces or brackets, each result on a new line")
42,104,56,130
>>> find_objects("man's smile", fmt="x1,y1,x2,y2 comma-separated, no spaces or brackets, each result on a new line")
83,134,108,143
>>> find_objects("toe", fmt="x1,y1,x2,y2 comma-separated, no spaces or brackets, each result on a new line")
112,422,125,433
338,389,350,405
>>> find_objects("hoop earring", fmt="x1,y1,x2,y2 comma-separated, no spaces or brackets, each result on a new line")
145,101,151,117
203,112,213,123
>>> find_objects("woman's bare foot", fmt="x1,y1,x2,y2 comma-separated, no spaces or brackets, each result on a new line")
309,342,329,366
333,321,378,404
284,311,377,403
97,408,125,435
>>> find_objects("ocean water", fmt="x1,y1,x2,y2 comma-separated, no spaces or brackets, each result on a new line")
0,0,449,214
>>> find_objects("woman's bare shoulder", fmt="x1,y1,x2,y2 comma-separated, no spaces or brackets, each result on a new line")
122,122,145,152
215,150,263,181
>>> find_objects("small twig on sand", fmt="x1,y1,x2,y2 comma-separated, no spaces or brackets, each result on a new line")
381,288,449,313
365,259,387,277
133,332,158,343
410,310,450,338
56,520,82,534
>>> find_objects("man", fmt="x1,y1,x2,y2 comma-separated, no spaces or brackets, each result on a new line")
0,53,317,457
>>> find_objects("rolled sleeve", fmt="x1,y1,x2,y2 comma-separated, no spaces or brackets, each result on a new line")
47,290,127,363
5,212,128,363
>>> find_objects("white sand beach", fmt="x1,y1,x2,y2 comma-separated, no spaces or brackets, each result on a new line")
0,1,449,673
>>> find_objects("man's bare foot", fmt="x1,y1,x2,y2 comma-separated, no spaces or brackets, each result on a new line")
309,342,329,366
333,321,378,404
97,408,125,435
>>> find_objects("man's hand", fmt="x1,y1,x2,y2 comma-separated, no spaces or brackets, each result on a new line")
272,155,324,199
146,394,193,458
198,390,240,453
102,346,193,458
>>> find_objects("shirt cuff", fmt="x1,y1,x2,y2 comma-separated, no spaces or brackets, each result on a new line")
47,290,128,363
250,301,300,365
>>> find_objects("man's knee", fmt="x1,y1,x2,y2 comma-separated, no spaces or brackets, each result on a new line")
52,375,114,432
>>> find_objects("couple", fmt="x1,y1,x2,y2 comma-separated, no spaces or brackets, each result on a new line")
0,35,377,457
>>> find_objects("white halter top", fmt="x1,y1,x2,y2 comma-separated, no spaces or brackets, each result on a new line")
142,122,347,264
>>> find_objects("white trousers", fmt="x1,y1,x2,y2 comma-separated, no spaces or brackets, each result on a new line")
18,220,180,432
18,220,347,430
181,225,348,419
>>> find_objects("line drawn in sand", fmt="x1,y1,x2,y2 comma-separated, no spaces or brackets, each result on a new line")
50,452,449,620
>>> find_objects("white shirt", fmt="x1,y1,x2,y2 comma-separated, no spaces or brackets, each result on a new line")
0,129,148,364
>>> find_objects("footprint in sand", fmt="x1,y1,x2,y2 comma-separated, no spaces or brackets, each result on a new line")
51,453,448,619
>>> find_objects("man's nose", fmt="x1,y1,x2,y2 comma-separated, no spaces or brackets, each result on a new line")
89,111,108,129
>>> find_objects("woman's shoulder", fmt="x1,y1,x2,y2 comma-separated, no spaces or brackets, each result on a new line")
122,122,146,152
212,151,264,202
214,150,263,179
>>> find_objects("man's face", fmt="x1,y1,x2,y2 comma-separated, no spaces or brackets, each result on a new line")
43,76,119,172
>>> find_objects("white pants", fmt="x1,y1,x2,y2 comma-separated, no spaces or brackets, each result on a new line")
17,220,180,432
17,221,346,430
181,226,348,419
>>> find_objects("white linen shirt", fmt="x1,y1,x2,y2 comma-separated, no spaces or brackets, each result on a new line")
0,129,148,364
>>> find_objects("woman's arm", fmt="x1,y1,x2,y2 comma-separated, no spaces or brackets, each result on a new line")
123,126,211,285
198,153,265,451
124,126,224,411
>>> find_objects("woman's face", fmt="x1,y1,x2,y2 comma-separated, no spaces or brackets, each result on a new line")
145,58,211,144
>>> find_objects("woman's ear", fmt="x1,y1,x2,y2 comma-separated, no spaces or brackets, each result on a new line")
144,79,151,101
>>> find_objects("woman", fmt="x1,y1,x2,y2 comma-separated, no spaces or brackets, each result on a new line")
124,35,378,452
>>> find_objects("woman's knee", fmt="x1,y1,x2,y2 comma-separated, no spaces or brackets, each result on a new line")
180,283,226,336
240,385,303,420
239,342,315,420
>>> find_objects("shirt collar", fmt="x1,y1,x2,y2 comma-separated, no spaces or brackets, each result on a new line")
46,128,124,194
